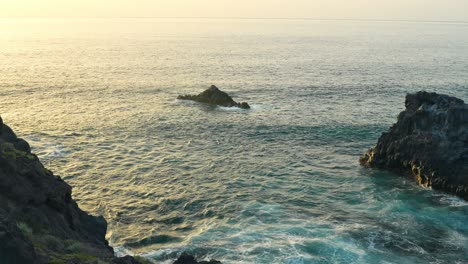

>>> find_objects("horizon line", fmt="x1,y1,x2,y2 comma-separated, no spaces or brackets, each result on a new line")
1,16,468,24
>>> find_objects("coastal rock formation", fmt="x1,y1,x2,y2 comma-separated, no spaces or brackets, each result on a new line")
360,91,468,200
178,85,250,109
0,116,220,264
0,116,141,263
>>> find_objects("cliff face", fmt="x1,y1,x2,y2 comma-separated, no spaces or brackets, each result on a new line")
0,117,221,264
0,116,139,264
360,91,468,200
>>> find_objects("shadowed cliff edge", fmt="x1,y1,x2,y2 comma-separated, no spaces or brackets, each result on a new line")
360,91,468,200
0,117,220,264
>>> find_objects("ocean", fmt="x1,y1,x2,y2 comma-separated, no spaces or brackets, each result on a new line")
1,18,467,263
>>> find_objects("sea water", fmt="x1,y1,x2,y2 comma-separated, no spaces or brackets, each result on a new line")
1,18,467,263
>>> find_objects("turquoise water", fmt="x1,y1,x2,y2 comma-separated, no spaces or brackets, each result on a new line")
1,18,468,263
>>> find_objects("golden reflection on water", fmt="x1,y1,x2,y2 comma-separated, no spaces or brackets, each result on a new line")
2,18,468,262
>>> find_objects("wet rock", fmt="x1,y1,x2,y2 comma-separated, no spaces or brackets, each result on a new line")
173,253,222,264
360,91,468,200
178,85,250,109
239,102,250,109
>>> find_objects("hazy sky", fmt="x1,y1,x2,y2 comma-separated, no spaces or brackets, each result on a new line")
1,0,468,21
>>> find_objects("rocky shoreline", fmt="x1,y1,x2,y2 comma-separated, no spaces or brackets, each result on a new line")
0,117,219,264
360,91,468,200
2,90,466,263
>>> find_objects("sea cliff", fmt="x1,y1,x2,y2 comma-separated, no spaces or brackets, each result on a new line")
0,116,145,263
0,117,218,264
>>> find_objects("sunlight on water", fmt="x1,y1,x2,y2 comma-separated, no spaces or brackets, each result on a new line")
1,18,468,263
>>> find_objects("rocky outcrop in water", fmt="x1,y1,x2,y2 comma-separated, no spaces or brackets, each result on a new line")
360,91,468,200
178,85,250,109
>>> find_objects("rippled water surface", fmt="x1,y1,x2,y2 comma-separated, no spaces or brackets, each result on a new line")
1,18,468,263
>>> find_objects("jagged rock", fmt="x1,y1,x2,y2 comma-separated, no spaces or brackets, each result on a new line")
360,91,468,199
0,116,141,263
178,85,250,109
173,253,222,264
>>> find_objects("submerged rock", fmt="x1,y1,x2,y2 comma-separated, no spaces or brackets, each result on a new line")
360,91,468,199
178,85,250,109
173,253,222,264
0,116,142,263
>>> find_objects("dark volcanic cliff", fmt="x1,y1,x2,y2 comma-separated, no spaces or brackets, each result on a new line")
0,116,142,263
0,116,221,264
360,91,468,200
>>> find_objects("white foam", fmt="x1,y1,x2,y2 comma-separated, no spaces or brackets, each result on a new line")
141,247,189,264
438,194,468,207
217,104,265,112
113,246,133,258
39,144,70,160
27,137,70,161
216,106,250,112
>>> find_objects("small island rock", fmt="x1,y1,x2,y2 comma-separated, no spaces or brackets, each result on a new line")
178,85,250,109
